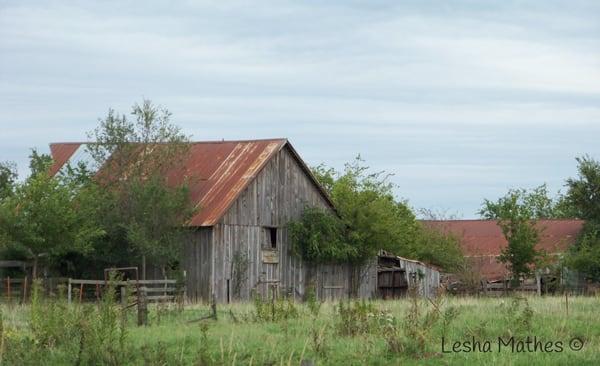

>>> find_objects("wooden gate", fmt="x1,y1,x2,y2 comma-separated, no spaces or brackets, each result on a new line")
377,268,408,299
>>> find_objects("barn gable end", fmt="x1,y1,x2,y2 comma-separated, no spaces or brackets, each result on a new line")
191,144,339,302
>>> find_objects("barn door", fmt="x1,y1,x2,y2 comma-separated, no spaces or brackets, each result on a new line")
378,269,408,299
321,265,345,301
259,227,280,299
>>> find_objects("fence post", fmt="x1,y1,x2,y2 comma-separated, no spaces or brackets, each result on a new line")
138,286,148,326
183,270,187,302
22,276,28,302
68,278,72,304
121,286,127,306
7,276,10,302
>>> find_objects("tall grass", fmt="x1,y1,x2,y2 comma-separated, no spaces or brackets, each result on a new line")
0,294,599,365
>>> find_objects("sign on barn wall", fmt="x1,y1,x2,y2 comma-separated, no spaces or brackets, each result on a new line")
262,250,279,264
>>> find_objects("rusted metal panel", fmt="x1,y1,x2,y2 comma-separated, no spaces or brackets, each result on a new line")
49,143,81,176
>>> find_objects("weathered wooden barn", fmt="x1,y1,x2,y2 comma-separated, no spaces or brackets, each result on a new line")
49,139,440,302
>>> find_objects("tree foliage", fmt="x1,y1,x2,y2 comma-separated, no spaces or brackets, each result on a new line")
0,161,17,200
87,100,190,182
288,206,355,263
564,156,600,221
409,225,464,272
85,100,196,276
563,156,600,280
564,221,600,281
289,157,464,271
479,188,543,284
480,184,572,220
0,151,104,278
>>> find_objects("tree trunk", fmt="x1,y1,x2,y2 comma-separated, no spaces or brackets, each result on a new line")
32,256,39,279
142,255,147,280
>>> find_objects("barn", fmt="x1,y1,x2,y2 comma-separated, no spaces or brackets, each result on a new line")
424,219,584,292
49,139,440,302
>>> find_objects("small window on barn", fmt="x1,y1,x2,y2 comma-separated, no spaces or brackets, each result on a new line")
266,227,277,249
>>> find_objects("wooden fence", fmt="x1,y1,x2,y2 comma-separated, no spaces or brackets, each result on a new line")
0,277,183,305
67,278,183,304
482,280,539,296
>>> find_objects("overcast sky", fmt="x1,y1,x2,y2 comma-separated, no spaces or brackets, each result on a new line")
1,1,599,218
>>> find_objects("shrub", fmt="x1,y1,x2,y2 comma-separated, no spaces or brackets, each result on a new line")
26,276,132,365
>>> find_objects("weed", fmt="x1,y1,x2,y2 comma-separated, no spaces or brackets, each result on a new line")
252,292,298,322
0,309,4,365
335,300,381,336
499,296,534,336
305,285,322,318
141,341,169,365
397,285,455,358
0,295,597,365
309,322,328,357
195,322,212,365
441,306,460,337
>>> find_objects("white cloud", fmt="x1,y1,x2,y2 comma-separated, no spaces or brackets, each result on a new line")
0,0,598,216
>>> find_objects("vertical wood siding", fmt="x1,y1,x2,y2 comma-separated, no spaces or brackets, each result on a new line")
396,258,440,298
182,227,213,302
193,145,358,303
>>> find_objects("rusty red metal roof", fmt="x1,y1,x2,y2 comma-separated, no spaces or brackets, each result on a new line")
423,219,584,280
49,139,334,227
49,143,80,176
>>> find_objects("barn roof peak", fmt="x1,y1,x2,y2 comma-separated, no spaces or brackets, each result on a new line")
49,138,334,226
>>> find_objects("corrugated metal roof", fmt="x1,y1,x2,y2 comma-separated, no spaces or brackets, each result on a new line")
423,219,584,280
379,250,440,271
49,143,80,176
49,139,334,227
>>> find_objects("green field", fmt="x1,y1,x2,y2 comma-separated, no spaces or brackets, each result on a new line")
1,294,599,365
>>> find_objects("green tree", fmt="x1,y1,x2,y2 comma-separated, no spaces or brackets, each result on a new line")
29,149,53,177
480,184,572,220
563,156,600,280
0,161,17,200
564,156,600,221
409,225,464,272
86,100,196,278
313,156,420,262
0,152,104,278
564,221,600,281
288,206,355,263
479,189,543,285
290,157,464,272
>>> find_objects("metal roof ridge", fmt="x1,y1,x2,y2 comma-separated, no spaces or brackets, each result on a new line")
50,138,288,146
